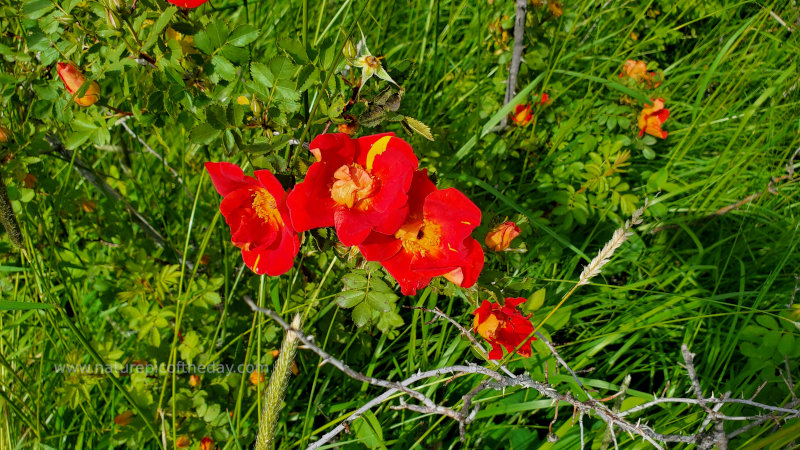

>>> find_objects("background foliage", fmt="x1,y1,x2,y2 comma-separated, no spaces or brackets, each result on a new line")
1,0,799,448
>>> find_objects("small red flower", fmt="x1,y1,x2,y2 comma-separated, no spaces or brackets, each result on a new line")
167,0,209,8
358,170,484,296
113,411,134,426
287,133,418,246
205,162,300,276
510,104,533,126
472,297,535,360
638,98,669,139
485,221,521,251
539,93,549,105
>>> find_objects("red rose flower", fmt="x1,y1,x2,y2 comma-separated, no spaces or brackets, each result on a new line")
287,133,418,246
205,162,299,276
510,104,533,126
167,0,209,8
472,297,535,360
358,170,484,296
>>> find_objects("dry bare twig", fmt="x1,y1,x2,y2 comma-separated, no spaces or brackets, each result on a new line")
499,0,528,129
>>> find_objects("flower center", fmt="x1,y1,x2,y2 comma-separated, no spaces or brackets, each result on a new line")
474,313,501,340
394,220,442,257
330,163,379,210
251,188,283,227
364,55,381,69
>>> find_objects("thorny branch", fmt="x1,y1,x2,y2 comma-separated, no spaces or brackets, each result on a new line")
116,117,192,201
499,0,528,129
244,299,800,450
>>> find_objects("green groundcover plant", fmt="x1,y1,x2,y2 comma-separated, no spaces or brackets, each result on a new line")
0,0,799,448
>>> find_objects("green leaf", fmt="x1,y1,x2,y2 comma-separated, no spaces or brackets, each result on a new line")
228,25,259,47
190,123,222,145
226,102,244,126
251,62,274,89
297,65,319,92
352,301,373,327
143,6,176,51
778,333,794,357
0,301,56,311
220,44,250,64
211,55,236,81
524,288,546,313
353,411,387,450
756,315,779,330
194,20,230,54
369,277,393,294
336,290,365,308
342,273,368,290
278,38,309,63
402,116,434,141
366,291,391,313
269,55,297,81
23,0,54,20
178,331,203,363
376,310,403,335
205,104,228,129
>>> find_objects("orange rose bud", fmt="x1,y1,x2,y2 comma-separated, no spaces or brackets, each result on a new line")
199,437,214,450
189,374,200,387
113,411,134,427
485,221,521,252
56,62,100,107
0,125,10,143
638,98,669,139
176,435,191,448
249,370,265,386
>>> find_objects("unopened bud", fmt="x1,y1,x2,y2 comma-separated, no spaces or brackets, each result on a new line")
108,0,126,12
55,15,75,25
342,39,357,61
0,126,10,143
250,97,263,117
56,62,101,107
106,9,121,30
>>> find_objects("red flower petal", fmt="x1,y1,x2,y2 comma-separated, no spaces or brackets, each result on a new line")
488,344,504,360
308,133,357,166
205,162,258,197
167,0,209,8
286,163,338,232
380,250,433,296
358,231,403,262
219,189,280,249
241,227,300,276
447,237,484,289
